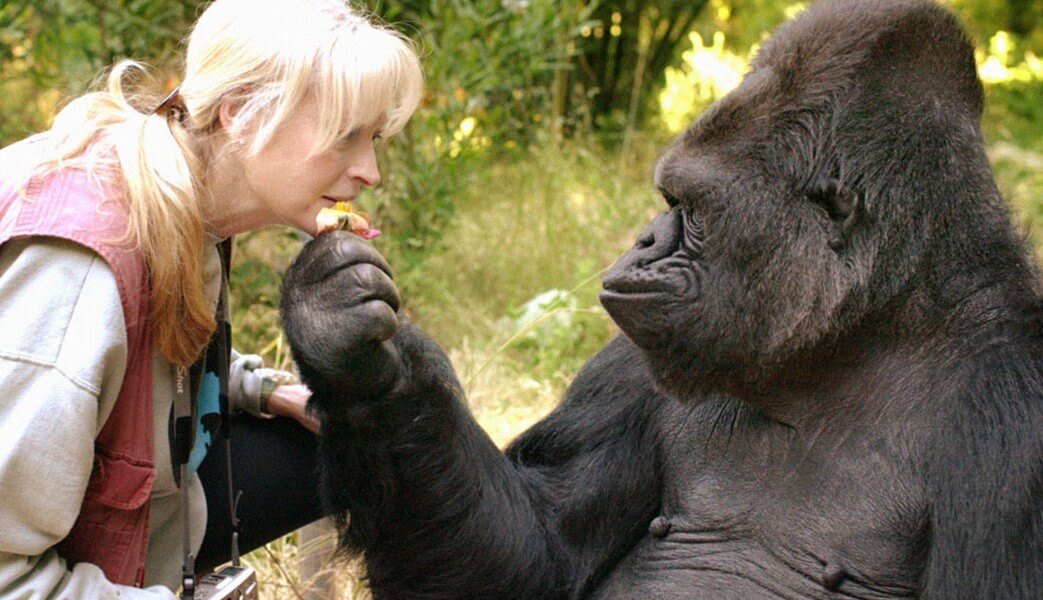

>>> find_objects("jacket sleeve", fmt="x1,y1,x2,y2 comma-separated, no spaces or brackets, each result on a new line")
0,237,176,599
228,349,266,416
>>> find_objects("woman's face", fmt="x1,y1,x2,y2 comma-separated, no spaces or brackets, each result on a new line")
239,95,382,237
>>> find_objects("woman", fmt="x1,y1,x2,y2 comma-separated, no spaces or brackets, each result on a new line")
0,0,422,597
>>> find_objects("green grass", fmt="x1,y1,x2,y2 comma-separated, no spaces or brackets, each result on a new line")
983,81,1043,258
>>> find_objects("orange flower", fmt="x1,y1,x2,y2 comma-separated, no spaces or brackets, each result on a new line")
316,202,381,239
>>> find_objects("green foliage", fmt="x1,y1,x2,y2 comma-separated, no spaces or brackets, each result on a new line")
228,228,306,365
658,29,748,134
359,0,590,272
985,81,1043,254
952,0,1043,43
0,0,201,143
972,28,1043,254
571,0,712,131
502,288,609,382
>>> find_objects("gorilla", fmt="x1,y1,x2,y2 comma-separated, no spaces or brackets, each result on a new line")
281,0,1043,597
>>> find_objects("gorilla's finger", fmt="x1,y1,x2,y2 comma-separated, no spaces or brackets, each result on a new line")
333,263,400,312
291,231,393,286
326,234,393,277
336,338,402,398
345,299,400,344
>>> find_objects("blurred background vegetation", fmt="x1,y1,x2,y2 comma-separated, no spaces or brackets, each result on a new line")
2,0,1040,597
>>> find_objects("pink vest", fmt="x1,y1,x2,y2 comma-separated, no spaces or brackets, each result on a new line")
0,164,155,587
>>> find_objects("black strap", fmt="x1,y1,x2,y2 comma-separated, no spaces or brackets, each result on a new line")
177,237,238,598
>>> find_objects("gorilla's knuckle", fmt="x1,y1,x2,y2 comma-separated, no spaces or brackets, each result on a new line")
345,264,399,306
356,300,399,339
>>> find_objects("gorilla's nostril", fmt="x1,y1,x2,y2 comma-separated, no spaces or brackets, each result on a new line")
636,231,655,249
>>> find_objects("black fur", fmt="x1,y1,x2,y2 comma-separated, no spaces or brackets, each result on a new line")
282,1,1043,597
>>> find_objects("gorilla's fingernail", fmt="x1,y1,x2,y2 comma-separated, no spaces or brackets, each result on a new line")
649,516,672,538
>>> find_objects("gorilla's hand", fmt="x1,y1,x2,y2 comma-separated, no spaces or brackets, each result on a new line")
281,231,402,398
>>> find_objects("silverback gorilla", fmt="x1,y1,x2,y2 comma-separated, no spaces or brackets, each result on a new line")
281,0,1043,597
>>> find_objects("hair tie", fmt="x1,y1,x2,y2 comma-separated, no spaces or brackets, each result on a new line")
153,85,187,124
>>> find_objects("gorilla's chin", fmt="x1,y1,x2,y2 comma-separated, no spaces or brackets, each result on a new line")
599,288,693,350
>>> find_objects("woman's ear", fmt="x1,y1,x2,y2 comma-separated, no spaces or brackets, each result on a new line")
216,95,247,133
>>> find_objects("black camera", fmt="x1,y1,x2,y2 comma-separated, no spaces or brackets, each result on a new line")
185,565,258,600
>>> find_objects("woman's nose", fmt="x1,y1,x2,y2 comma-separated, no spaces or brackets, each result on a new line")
350,143,381,187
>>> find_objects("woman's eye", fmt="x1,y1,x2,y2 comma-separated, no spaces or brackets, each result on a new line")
334,130,381,149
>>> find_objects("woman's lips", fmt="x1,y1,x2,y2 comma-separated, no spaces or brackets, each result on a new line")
322,195,356,204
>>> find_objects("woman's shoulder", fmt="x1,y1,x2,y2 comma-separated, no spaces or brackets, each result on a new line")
0,237,125,365
0,237,118,292
1,133,125,210
0,135,48,199
0,137,142,283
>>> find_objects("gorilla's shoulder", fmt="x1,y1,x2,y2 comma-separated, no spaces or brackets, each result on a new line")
504,335,670,467
566,335,661,403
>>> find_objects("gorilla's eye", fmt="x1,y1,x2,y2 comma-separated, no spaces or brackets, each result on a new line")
806,181,855,222
659,187,681,209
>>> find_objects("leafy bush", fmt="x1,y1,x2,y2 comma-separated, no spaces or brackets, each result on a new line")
363,0,589,271
0,0,194,143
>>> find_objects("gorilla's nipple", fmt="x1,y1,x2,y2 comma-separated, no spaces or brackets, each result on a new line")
822,561,848,591
649,516,672,538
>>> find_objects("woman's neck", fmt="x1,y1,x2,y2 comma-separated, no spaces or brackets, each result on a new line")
201,142,269,237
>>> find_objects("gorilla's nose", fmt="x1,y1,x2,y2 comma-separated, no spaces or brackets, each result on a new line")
602,209,683,292
617,209,682,267
633,209,682,257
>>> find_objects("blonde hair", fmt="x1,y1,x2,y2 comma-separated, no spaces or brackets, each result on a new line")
32,0,423,367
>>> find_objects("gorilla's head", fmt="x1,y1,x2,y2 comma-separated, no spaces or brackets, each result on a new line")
601,0,1031,399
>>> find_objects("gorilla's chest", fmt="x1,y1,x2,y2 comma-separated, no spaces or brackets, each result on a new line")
595,398,927,599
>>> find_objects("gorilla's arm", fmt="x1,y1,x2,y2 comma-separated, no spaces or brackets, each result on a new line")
503,334,665,594
922,342,1043,598
282,234,663,599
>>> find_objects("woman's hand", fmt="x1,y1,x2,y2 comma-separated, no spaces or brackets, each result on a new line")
265,383,320,433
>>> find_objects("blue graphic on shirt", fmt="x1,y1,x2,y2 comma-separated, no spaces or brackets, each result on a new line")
189,371,221,473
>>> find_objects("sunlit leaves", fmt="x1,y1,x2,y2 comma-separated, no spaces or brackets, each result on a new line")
978,31,1043,84
658,31,747,134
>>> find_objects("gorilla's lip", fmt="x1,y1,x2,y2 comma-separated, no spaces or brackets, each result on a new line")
598,284,691,320
598,288,674,305
601,265,698,297
598,288,680,349
600,277,681,295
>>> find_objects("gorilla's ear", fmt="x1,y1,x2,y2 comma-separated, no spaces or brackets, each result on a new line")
807,178,860,252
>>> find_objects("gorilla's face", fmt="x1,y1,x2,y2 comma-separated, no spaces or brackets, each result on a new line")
600,0,987,399
601,74,857,396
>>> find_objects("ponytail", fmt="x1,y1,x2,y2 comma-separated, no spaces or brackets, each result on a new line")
38,61,215,367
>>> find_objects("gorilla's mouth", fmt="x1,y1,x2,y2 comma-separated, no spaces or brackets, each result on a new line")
600,208,704,300
598,209,704,350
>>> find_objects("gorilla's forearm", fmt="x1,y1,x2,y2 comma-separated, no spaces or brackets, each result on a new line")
306,327,665,599
310,323,568,598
